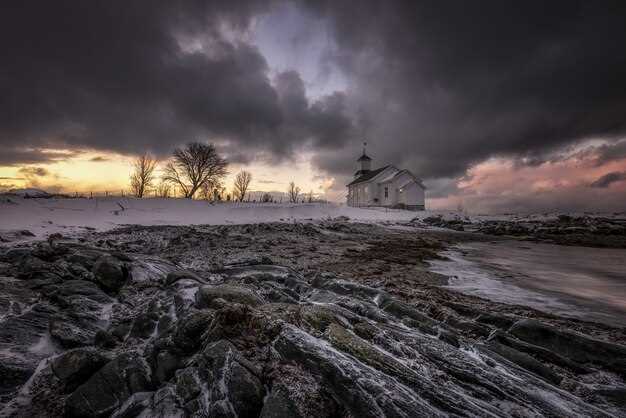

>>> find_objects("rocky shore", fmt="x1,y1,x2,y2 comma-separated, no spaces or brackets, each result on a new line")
418,214,626,248
1,220,625,417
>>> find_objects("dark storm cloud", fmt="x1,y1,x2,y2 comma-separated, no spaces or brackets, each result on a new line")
590,171,626,188
0,0,353,164
303,0,626,180
594,141,626,166
0,147,80,166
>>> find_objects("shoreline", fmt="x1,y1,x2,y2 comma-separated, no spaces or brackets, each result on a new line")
1,220,625,416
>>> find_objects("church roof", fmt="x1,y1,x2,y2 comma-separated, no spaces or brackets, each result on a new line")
357,153,372,162
346,165,390,186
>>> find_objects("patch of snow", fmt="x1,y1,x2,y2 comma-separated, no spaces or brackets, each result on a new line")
0,197,424,240
4,188,50,198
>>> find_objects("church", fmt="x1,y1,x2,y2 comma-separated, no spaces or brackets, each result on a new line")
346,148,426,210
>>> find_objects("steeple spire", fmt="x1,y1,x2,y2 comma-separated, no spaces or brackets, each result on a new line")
356,140,372,175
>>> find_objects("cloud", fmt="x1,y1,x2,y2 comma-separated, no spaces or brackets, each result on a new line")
589,171,626,188
89,156,109,162
3,1,626,212
0,1,353,166
594,141,626,166
17,166,50,177
303,1,626,181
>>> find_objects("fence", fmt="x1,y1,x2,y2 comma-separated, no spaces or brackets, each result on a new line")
58,189,330,205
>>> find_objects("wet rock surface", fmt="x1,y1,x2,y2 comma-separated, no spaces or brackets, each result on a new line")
415,214,626,248
0,221,624,417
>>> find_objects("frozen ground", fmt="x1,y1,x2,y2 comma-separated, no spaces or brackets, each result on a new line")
428,241,626,327
0,196,424,240
1,221,624,417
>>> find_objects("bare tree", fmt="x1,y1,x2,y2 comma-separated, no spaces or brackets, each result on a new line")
261,193,272,203
200,179,223,201
130,153,157,198
163,142,228,199
156,179,171,198
307,190,314,203
233,170,252,202
287,182,300,203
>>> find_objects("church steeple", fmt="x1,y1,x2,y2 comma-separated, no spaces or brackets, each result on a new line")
355,142,372,176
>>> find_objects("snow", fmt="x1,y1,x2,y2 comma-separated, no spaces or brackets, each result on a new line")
0,196,421,239
5,188,50,198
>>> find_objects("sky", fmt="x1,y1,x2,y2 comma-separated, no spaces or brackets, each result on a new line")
1,1,625,212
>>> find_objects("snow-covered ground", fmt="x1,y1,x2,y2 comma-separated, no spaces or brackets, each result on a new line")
0,196,423,239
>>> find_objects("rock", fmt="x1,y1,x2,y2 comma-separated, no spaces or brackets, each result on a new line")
479,341,562,385
197,340,265,418
65,351,152,417
438,328,460,347
380,298,440,334
353,321,379,340
1,247,31,263
509,319,626,376
67,249,107,270
129,312,159,339
274,324,442,417
593,385,626,407
49,319,95,348
165,269,203,285
94,330,117,348
488,330,590,374
174,367,202,403
260,388,305,418
154,350,183,384
300,304,352,333
326,323,419,386
51,347,110,391
92,255,129,293
50,279,112,305
475,312,517,329
260,368,340,418
0,359,34,400
110,391,153,418
172,310,213,352
445,316,491,337
195,284,264,309
140,385,185,418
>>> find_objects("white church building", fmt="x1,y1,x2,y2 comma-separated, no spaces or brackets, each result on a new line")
346,149,426,210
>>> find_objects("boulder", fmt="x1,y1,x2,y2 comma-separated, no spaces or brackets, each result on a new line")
136,385,185,418
197,340,265,418
129,312,159,339
195,284,264,309
154,350,183,384
172,310,213,352
274,325,443,417
92,255,129,293
260,389,304,418
479,341,561,385
51,347,110,391
174,367,202,403
65,351,152,417
475,312,517,329
68,249,108,270
110,391,153,418
49,319,96,348
509,319,626,375
50,279,112,304
165,269,203,286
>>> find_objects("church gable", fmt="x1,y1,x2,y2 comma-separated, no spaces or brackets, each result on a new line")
346,147,425,210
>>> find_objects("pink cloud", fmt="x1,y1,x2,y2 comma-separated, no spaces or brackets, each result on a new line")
428,144,626,214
